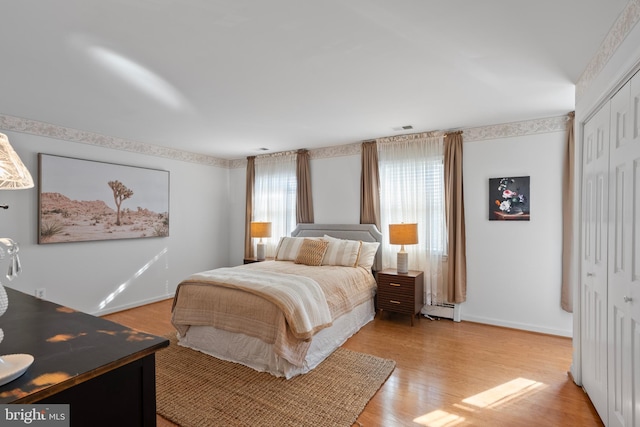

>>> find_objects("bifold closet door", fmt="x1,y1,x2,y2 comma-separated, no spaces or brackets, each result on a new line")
581,101,610,423
607,72,640,427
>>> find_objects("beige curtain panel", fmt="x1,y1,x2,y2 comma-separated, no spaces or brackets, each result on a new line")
244,156,255,259
561,112,575,313
444,131,467,304
360,141,381,230
296,149,314,224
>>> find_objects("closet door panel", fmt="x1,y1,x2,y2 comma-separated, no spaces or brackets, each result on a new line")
628,71,640,427
582,102,610,422
608,80,629,427
608,74,640,427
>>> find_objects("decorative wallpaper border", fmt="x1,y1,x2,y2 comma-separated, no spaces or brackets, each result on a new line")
2,113,569,169
462,116,569,142
576,0,640,99
0,114,229,168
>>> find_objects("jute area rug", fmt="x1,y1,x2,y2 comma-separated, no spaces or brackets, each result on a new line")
156,336,395,427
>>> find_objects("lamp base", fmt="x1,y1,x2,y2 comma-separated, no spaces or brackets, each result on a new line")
397,251,408,274
256,242,266,261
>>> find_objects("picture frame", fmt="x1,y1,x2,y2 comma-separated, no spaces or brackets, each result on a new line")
38,154,170,243
489,176,530,221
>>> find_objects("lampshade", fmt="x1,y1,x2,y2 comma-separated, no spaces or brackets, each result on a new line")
250,222,272,238
389,223,418,245
0,133,34,190
389,223,418,274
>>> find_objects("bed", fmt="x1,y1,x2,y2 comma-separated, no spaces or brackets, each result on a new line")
171,224,382,378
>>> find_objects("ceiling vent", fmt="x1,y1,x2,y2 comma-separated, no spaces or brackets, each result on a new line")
392,125,413,131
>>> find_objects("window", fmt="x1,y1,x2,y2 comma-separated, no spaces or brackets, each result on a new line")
378,135,446,266
253,153,297,256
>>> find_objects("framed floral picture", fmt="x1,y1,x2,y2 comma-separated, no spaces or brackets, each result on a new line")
489,176,530,221
38,154,170,243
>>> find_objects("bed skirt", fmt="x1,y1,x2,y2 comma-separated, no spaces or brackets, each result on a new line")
176,298,375,379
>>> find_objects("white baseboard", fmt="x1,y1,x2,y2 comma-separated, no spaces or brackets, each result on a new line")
92,293,174,316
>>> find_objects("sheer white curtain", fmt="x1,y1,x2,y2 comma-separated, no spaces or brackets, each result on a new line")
378,133,447,306
253,152,297,258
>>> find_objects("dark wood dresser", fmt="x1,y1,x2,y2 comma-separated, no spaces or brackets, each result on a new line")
0,287,169,426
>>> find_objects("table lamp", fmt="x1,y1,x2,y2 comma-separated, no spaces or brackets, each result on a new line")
0,133,35,385
250,221,272,261
389,223,418,274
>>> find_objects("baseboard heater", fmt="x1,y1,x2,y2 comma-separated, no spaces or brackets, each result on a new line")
422,303,461,322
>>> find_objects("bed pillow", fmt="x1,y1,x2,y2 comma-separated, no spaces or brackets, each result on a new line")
321,235,362,267
358,241,381,270
294,238,329,266
275,236,305,261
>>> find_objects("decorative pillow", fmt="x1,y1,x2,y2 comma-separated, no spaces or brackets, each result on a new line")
294,239,329,266
358,241,381,270
321,235,362,267
275,237,305,261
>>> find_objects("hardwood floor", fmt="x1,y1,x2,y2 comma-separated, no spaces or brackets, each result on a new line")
104,300,603,427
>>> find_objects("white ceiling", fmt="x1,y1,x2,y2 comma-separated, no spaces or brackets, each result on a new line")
0,1,629,160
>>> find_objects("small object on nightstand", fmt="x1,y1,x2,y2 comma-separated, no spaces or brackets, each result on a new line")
376,268,424,326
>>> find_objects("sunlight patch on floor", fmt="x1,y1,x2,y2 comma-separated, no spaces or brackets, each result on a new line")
413,377,546,426
413,409,466,427
463,377,545,408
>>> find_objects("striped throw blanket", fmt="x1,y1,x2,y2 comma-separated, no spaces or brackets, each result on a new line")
182,267,332,340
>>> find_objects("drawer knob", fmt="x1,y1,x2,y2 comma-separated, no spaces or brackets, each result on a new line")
390,283,401,287
390,300,401,304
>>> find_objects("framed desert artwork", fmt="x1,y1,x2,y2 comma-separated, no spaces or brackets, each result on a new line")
38,154,170,243
489,176,530,221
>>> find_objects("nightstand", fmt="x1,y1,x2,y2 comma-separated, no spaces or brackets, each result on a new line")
243,257,272,264
377,269,424,326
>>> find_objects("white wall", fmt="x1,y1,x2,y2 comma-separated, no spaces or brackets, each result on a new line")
228,165,247,265
228,134,572,336
0,130,230,315
463,131,572,336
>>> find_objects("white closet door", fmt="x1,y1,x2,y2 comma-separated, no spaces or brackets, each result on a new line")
607,73,640,427
630,72,640,427
582,101,610,423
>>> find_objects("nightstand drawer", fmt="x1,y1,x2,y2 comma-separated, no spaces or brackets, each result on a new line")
377,279,415,296
377,295,415,314
378,274,416,286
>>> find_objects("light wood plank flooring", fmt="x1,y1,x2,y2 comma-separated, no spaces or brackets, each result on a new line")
104,300,602,427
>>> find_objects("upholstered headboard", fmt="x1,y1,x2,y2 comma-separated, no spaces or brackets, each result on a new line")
291,223,383,271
